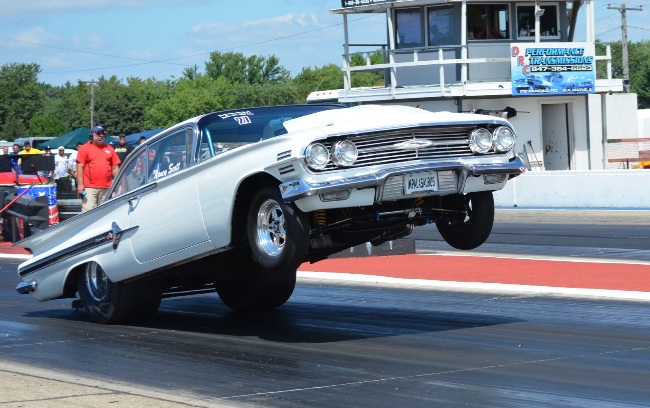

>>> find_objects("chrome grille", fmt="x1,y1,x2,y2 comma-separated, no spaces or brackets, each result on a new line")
319,126,475,171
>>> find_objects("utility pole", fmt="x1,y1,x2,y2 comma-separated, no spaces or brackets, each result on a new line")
607,4,643,93
79,80,97,128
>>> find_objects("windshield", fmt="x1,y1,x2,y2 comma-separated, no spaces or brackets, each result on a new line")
195,104,343,162
198,105,342,143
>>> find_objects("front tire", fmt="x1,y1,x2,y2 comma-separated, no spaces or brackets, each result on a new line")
76,262,161,324
216,185,309,311
435,191,494,250
247,186,310,271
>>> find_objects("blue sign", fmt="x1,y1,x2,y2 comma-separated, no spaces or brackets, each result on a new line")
510,42,595,96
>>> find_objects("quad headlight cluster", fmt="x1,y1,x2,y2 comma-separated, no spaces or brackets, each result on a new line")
468,126,516,154
305,140,358,170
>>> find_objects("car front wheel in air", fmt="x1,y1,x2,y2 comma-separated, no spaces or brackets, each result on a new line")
247,185,309,272
216,185,310,311
435,191,494,250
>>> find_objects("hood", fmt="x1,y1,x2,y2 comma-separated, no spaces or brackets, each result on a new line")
283,104,507,137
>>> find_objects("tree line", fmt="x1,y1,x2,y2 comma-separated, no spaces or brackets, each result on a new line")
1,41,648,141
0,51,383,141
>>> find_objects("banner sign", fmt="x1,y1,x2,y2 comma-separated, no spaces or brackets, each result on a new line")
510,42,595,96
341,0,393,7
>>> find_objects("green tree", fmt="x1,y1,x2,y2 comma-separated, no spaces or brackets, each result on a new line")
28,115,66,137
292,64,345,100
233,83,303,108
0,63,44,140
145,76,236,128
205,52,290,85
596,40,650,108
90,76,146,135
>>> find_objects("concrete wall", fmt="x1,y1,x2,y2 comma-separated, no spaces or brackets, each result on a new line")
638,109,650,138
494,170,650,209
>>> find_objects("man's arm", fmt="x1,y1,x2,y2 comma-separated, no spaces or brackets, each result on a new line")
77,163,85,194
111,165,119,179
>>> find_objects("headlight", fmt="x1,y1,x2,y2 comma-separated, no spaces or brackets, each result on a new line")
469,128,493,154
305,143,330,170
332,140,358,167
493,126,516,152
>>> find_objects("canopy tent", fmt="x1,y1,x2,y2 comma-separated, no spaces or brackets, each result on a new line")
43,127,90,150
121,129,164,147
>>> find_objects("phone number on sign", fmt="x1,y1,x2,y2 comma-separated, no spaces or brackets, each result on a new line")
530,65,593,72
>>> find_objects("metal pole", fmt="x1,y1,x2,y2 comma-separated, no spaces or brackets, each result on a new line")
79,80,96,128
607,4,643,93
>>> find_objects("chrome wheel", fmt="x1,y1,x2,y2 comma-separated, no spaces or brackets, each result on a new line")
256,198,286,257
84,262,110,302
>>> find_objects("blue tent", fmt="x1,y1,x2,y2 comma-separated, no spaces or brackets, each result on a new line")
122,129,164,147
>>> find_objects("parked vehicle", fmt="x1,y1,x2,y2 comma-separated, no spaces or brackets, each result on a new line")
14,137,56,150
15,104,525,324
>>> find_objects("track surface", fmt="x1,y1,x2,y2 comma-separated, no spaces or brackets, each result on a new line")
1,209,649,407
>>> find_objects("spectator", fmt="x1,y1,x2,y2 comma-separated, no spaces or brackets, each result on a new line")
1,146,8,155
68,142,83,179
20,141,42,155
19,141,42,176
54,146,70,193
76,126,121,212
139,136,147,144
10,144,21,173
41,146,54,179
113,133,134,165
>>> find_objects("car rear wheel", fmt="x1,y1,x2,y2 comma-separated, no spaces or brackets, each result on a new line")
216,260,297,311
435,191,494,250
216,185,309,311
76,261,162,324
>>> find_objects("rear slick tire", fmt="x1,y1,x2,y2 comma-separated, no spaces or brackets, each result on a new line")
76,262,161,324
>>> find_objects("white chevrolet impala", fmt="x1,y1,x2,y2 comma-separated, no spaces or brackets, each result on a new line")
15,104,525,324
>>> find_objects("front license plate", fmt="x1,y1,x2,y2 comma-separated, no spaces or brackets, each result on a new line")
404,171,439,194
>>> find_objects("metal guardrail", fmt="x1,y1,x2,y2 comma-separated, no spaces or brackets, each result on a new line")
341,43,615,94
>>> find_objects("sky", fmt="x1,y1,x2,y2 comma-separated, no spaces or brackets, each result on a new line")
0,0,648,87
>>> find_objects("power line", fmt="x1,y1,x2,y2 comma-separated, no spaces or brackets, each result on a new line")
1,15,375,77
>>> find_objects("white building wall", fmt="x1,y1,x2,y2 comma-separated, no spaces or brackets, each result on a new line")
495,170,650,209
604,93,638,140
587,94,604,169
637,109,650,138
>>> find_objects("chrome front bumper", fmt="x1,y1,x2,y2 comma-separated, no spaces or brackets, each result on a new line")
280,156,526,202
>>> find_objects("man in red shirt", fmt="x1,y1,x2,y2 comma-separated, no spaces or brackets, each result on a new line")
76,126,121,212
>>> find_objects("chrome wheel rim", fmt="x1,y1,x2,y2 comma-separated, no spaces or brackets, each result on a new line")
256,199,286,257
85,262,109,302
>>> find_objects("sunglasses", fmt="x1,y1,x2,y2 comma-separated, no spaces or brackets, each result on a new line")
95,131,106,135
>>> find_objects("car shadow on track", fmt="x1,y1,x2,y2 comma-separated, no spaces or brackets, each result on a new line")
22,285,522,344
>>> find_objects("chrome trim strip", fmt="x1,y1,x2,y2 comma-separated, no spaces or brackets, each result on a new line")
280,156,525,202
18,226,138,278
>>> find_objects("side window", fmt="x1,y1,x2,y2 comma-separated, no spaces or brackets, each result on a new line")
148,130,188,181
112,150,148,197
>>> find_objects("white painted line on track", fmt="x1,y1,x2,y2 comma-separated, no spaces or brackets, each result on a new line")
418,251,650,265
0,253,30,260
297,271,650,301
